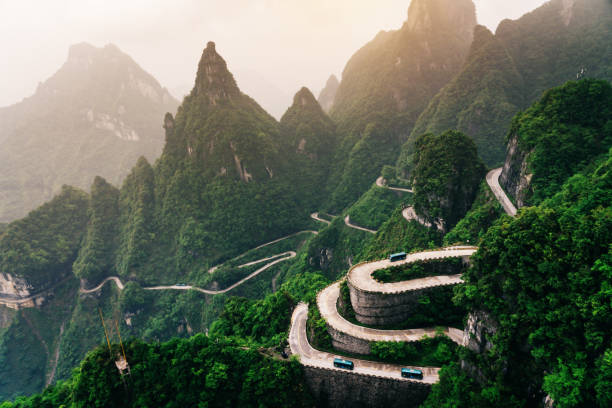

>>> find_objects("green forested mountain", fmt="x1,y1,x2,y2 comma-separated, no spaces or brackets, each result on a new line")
411,131,486,231
422,78,612,407
405,25,524,169
151,42,315,270
0,42,333,401
1,1,612,406
279,87,338,209
325,0,477,211
0,186,89,289
406,0,612,170
0,43,179,223
502,79,612,206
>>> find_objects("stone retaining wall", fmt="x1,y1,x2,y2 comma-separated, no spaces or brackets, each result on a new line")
327,324,372,354
303,365,431,408
349,283,455,326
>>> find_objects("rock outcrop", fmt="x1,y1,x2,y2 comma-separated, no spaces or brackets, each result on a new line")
0,273,32,299
462,310,498,354
499,134,532,207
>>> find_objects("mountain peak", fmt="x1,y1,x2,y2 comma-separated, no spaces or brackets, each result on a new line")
193,41,240,103
67,42,98,61
325,75,339,88
468,25,495,56
406,0,476,42
292,87,319,108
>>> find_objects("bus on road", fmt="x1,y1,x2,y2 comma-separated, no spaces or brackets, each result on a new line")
401,368,423,380
333,358,354,370
390,252,407,262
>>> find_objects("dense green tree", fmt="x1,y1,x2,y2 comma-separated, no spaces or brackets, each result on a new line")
510,79,612,204
411,131,486,231
1,336,314,408
73,177,120,283
429,150,612,407
0,186,88,288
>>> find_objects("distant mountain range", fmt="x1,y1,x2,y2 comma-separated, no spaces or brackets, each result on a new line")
0,43,179,222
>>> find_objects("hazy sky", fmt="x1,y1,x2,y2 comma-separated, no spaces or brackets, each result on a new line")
0,0,549,117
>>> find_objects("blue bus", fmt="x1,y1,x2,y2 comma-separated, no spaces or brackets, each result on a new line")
401,368,423,380
333,358,354,370
389,252,407,262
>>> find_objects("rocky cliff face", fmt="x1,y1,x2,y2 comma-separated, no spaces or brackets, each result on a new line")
406,0,476,44
462,310,498,354
499,134,532,207
0,274,32,299
317,75,339,113
0,43,179,222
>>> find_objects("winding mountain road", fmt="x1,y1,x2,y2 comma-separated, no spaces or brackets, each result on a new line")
376,177,413,193
80,251,297,296
289,303,440,383
80,276,124,293
486,168,517,217
317,282,464,345
290,247,477,383
208,230,318,274
347,246,477,295
310,212,332,225
344,215,377,234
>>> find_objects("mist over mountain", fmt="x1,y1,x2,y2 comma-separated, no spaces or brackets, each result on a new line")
0,43,179,222
326,0,477,211
317,75,340,113
403,0,612,171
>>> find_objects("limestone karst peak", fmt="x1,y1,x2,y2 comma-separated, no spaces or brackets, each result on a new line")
325,75,339,88
406,0,476,42
193,41,240,102
292,87,319,108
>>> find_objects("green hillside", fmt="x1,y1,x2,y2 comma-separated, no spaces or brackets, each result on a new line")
406,0,612,170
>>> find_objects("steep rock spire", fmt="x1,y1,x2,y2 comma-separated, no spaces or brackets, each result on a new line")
193,41,240,103
406,0,476,44
293,87,319,108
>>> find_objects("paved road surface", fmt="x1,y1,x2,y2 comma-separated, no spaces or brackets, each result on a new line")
80,276,124,293
80,251,297,295
289,303,440,383
310,212,332,224
208,230,318,274
348,246,477,295
317,282,464,344
486,168,517,217
344,215,377,234
376,177,413,193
